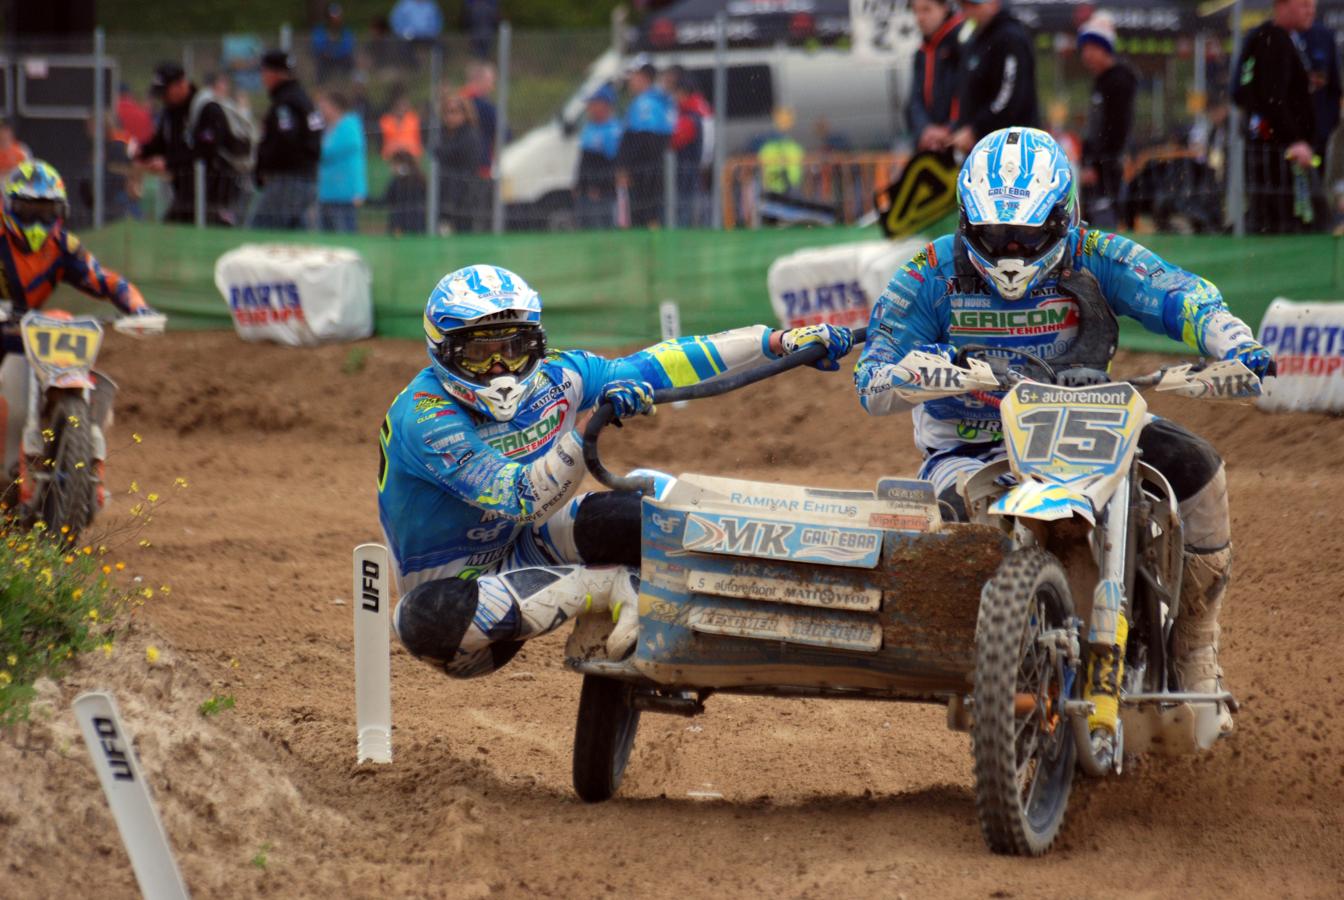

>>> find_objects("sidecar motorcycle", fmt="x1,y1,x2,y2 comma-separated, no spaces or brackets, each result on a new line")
565,329,1258,856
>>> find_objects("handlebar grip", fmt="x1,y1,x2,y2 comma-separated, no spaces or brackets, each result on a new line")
582,326,867,493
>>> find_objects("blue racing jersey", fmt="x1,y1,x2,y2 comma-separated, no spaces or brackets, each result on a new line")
854,228,1257,450
379,327,776,588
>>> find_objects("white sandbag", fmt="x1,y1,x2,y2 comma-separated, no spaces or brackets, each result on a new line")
767,238,925,331
1257,298,1344,412
214,244,373,346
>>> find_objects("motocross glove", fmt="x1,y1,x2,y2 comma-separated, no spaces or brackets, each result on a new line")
1224,341,1276,378
779,324,854,371
913,342,958,364
601,380,656,423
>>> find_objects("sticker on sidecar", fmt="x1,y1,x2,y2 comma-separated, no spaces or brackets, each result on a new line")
686,567,881,611
687,602,882,652
681,512,883,568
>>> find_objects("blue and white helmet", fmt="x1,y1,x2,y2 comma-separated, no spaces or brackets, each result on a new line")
957,127,1078,301
423,264,546,422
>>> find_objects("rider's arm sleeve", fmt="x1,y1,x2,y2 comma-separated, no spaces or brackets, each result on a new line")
386,405,584,525
565,325,778,410
1078,230,1255,359
854,246,946,416
58,235,148,314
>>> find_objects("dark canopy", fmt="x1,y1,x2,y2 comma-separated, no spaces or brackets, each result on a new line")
634,0,852,51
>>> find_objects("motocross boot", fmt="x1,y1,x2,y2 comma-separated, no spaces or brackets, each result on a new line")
510,565,641,659
1173,465,1235,736
1173,546,1234,735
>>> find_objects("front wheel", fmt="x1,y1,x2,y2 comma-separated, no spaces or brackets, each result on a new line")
972,549,1078,856
572,674,640,803
36,394,98,536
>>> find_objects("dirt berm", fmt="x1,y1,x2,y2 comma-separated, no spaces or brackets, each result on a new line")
2,332,1340,898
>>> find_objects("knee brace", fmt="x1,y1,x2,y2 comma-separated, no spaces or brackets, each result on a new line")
573,489,642,567
394,576,525,679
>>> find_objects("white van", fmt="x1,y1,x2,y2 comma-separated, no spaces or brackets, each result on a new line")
501,34,920,229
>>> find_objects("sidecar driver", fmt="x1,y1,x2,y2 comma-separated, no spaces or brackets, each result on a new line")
855,127,1275,736
379,264,852,678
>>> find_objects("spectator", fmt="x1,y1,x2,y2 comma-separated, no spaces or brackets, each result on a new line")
0,120,31,180
462,0,499,60
947,0,1039,154
575,83,622,229
390,0,443,41
207,71,254,123
251,50,324,230
379,86,424,161
462,61,502,175
1233,0,1319,233
384,149,427,234
436,90,485,233
1300,17,1341,159
1077,12,1136,227
368,15,404,72
758,107,805,195
316,90,367,233
616,61,674,228
116,83,154,147
135,62,247,225
669,73,712,226
907,0,964,152
312,3,357,85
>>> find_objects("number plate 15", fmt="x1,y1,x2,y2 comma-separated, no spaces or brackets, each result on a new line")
1001,381,1148,484
21,313,104,379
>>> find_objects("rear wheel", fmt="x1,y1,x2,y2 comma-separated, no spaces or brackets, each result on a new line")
37,394,97,537
972,549,1078,856
572,674,640,802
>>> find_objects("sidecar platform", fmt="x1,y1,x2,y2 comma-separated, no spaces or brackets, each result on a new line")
576,473,1008,701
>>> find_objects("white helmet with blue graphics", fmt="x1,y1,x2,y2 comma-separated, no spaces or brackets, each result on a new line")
957,127,1078,301
424,264,547,421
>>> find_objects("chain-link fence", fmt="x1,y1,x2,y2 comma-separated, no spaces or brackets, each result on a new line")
2,14,1334,237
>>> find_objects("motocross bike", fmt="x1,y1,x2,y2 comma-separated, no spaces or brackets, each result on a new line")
3,309,166,536
571,309,1260,856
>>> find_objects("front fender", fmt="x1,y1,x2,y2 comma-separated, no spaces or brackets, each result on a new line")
990,481,1095,525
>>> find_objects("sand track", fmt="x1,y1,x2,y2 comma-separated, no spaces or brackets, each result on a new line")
4,332,1341,898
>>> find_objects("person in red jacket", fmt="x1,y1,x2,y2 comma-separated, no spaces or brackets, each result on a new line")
666,66,713,227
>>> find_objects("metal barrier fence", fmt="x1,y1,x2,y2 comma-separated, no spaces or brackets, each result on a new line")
3,17,1324,237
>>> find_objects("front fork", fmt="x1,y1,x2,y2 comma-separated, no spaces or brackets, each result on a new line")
1075,472,1132,775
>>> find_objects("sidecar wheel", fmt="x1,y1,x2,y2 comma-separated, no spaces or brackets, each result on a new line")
972,549,1078,856
572,674,640,803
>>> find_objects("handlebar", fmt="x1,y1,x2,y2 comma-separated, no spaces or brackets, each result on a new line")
582,326,868,493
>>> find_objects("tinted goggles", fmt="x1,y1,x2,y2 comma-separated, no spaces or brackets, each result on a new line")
8,197,65,226
968,223,1058,259
448,326,544,376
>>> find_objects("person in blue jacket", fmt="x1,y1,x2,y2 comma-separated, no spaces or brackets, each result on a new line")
316,90,367,232
616,62,675,227
575,83,623,229
379,264,852,678
854,127,1276,736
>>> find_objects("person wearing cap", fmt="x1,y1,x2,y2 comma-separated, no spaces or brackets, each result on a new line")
575,83,623,229
1077,12,1136,228
616,61,675,228
250,50,324,231
946,0,1039,154
136,62,247,226
311,3,356,85
1233,0,1319,233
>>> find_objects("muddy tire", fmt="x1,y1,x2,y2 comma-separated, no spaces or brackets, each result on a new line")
572,674,640,803
38,394,97,537
972,549,1077,856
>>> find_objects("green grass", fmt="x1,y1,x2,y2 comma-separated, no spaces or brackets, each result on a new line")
198,694,236,717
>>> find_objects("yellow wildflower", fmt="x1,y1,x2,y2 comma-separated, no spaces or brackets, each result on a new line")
101,565,111,575
174,477,189,488
0,671,11,685
87,609,98,621
115,562,125,571
159,585,172,595
63,555,74,564
37,568,52,586
101,642,114,658
131,433,142,444
147,493,160,503
140,587,154,600
129,481,139,493
59,525,69,534
5,654,15,666
139,539,152,548
145,646,160,664
71,588,83,600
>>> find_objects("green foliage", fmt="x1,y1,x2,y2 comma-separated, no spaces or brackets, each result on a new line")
198,694,236,717
250,841,273,870
0,526,130,727
341,346,370,375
